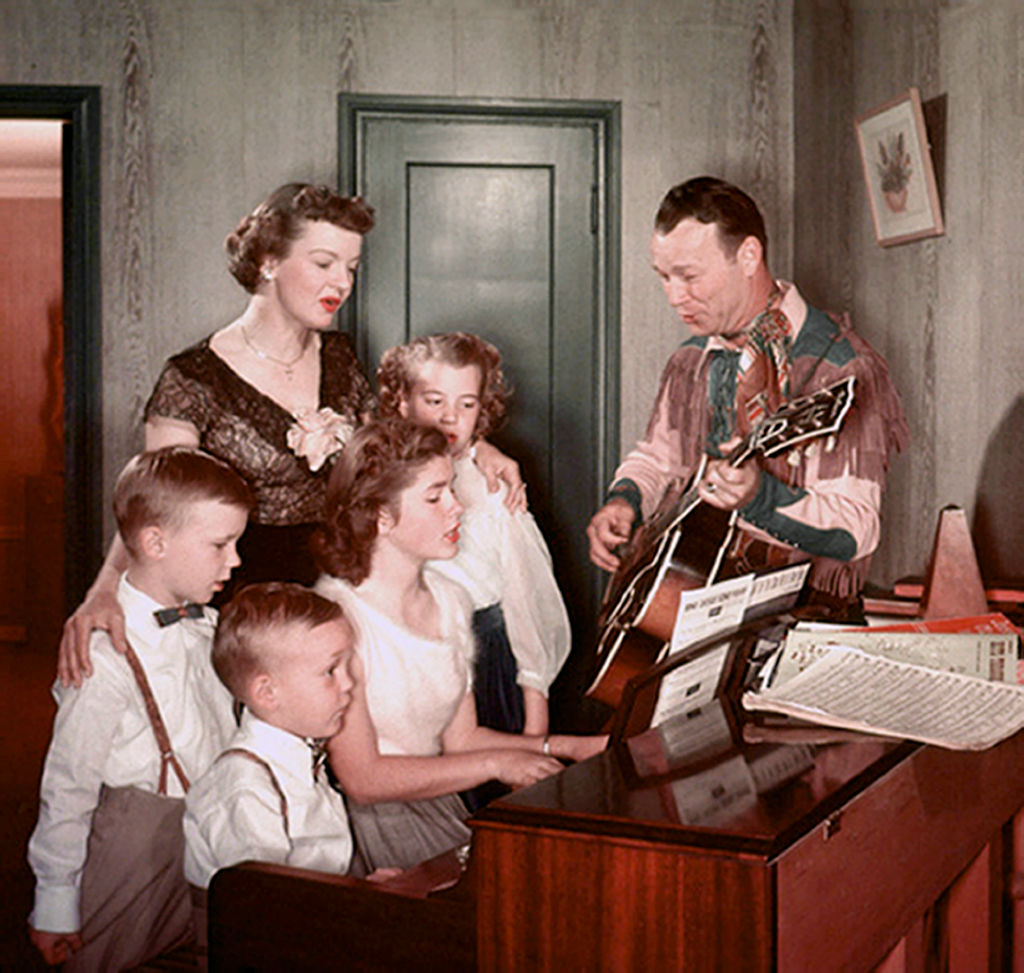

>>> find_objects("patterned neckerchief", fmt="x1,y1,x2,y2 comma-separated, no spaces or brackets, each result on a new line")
705,288,792,454
732,288,791,436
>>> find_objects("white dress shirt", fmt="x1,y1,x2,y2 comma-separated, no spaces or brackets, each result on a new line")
28,574,235,933
183,710,353,888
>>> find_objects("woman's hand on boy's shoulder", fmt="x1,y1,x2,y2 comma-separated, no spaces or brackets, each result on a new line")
29,926,82,965
57,589,129,688
472,440,528,513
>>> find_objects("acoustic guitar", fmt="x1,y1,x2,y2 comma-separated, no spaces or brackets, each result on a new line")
587,375,856,707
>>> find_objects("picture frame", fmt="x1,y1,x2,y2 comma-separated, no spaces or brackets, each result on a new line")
855,86,944,247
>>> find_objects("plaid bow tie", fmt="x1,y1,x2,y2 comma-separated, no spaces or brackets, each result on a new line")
307,738,328,782
154,603,205,627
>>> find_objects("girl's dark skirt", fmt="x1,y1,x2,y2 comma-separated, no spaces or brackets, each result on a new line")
463,603,524,812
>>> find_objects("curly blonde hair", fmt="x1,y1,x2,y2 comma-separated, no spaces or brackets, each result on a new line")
311,418,450,585
376,332,509,441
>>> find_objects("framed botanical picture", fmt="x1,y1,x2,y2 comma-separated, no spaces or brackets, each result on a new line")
855,87,944,247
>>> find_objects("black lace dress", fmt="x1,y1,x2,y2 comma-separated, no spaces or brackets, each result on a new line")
144,331,373,595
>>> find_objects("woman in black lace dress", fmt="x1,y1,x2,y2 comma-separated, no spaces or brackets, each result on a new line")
59,183,522,683
144,184,376,591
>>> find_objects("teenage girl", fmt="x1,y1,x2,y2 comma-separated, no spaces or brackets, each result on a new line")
312,418,603,871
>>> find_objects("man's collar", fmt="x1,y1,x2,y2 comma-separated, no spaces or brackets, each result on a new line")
775,280,807,335
702,280,807,355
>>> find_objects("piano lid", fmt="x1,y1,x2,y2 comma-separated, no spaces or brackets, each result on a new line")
474,702,912,860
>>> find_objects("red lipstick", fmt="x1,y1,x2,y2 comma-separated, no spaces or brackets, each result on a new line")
321,296,341,313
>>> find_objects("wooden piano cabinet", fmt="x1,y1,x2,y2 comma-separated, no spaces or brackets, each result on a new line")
775,735,1024,972
471,728,1024,972
1013,807,1024,971
473,826,773,971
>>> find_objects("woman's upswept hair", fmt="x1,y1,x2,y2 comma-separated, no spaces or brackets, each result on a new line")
376,331,509,440
311,418,450,585
226,182,376,292
212,581,346,700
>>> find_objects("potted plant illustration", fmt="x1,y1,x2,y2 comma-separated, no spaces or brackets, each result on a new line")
876,131,912,213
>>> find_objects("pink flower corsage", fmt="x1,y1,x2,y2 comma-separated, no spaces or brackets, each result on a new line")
286,407,358,472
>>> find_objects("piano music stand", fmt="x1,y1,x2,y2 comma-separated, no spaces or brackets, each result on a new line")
607,616,780,746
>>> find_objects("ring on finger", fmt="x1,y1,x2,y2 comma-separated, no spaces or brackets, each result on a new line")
706,481,717,494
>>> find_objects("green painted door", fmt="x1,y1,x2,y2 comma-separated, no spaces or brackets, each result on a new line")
340,96,619,714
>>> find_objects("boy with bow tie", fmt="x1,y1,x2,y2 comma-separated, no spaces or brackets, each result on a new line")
28,446,251,968
183,582,358,893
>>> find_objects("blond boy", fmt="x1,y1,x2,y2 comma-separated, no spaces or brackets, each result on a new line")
184,582,356,889
28,446,251,968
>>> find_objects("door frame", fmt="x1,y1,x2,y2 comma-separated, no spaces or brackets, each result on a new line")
337,92,622,499
0,85,103,610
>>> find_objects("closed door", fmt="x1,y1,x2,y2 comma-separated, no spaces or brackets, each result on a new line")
340,96,619,706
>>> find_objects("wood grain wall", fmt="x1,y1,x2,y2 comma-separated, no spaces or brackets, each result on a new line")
794,0,1024,585
9,0,1018,593
4,0,794,573
12,0,1021,593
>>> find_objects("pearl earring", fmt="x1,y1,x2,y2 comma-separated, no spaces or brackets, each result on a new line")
261,269,274,283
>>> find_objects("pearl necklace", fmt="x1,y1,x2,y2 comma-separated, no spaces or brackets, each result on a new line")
241,324,312,379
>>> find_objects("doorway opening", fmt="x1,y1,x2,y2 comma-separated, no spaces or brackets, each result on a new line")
0,85,101,968
0,85,102,637
0,119,62,648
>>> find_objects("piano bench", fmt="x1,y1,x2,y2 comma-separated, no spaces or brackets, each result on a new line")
207,859,476,971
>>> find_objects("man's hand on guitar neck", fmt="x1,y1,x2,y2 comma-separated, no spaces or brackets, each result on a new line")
698,437,761,511
587,498,636,572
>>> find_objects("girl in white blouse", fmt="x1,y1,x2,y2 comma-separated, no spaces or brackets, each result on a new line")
313,419,603,871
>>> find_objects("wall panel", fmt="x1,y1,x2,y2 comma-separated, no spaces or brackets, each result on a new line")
4,0,793,597
794,0,1024,586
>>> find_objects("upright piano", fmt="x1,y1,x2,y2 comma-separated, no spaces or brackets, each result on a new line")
209,622,1024,971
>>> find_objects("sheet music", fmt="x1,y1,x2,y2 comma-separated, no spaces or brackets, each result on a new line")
666,573,754,658
650,564,812,722
651,643,732,721
774,628,1020,687
747,562,811,612
743,646,1024,750
663,563,810,665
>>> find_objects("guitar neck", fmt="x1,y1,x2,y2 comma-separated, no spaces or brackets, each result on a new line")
724,439,756,468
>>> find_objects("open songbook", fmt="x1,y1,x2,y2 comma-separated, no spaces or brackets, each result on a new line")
742,643,1024,751
769,613,1021,687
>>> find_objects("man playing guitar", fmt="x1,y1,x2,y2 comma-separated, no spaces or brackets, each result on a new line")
587,177,908,620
